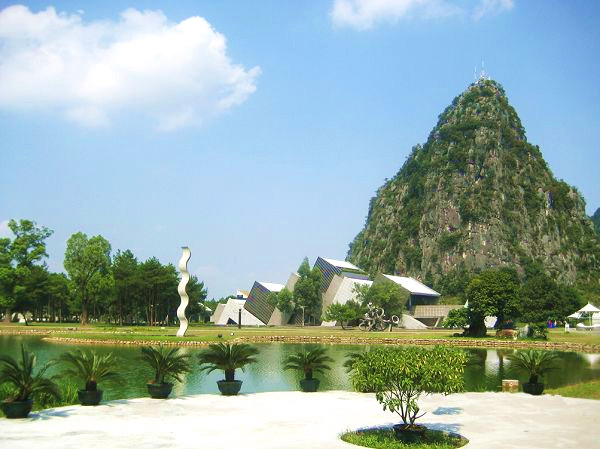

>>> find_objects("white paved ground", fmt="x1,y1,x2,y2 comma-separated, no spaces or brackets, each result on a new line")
2,391,599,448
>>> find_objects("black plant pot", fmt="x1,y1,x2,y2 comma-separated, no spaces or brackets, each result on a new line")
523,382,544,395
217,380,242,396
147,383,173,399
78,389,103,406
299,378,320,392
393,424,427,443
0,399,34,419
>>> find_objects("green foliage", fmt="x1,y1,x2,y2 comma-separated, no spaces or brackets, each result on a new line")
293,258,324,323
58,349,119,391
351,346,467,425
443,308,468,328
508,350,558,384
197,343,259,382
322,300,364,329
64,232,112,325
526,322,549,340
465,269,520,336
519,273,582,323
438,232,461,252
268,287,295,315
341,428,467,449
0,219,53,320
140,344,192,384
283,346,333,380
362,282,406,317
592,208,600,237
0,345,60,402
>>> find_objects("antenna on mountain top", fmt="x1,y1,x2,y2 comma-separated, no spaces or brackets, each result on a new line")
479,60,489,81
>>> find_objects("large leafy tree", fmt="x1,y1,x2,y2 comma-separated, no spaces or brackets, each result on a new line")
465,269,520,336
139,258,179,326
185,275,209,322
112,249,141,325
0,219,53,322
322,300,364,329
268,287,295,315
519,273,582,323
46,273,70,322
64,232,111,325
293,258,324,324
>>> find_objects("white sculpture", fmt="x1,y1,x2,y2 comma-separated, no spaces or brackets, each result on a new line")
176,247,191,337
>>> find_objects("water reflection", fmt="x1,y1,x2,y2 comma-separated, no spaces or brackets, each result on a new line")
1,336,598,400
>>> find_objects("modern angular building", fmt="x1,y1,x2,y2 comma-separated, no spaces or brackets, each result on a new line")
373,273,441,312
243,281,285,325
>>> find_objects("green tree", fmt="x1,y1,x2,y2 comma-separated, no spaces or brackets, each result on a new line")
0,219,53,322
519,274,582,323
443,307,469,328
322,301,363,329
64,232,111,325
358,282,406,318
46,273,70,322
185,275,209,322
350,346,467,425
465,269,520,337
293,258,324,324
267,287,295,315
139,258,179,326
112,249,140,325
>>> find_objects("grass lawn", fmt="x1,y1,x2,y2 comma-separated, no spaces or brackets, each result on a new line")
546,379,600,400
1,322,599,347
341,428,467,449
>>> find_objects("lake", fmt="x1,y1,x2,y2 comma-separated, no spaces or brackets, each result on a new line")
1,335,599,400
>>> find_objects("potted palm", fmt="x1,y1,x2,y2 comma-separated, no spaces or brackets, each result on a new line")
283,346,333,392
58,349,119,405
140,345,192,399
509,349,558,395
0,345,60,418
197,342,259,396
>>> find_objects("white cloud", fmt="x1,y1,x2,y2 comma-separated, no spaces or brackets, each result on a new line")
472,0,514,20
0,220,11,239
331,0,514,30
0,5,260,130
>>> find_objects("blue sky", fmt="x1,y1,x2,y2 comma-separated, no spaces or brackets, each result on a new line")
1,1,599,299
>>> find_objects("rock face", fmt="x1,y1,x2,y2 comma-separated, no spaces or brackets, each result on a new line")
348,79,600,290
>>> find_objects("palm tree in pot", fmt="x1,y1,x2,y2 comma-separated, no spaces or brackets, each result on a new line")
197,342,259,396
58,349,119,405
509,349,558,395
283,346,333,392
0,345,60,418
141,345,192,398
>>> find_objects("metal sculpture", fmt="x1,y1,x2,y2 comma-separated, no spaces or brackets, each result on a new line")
358,302,400,332
176,246,191,337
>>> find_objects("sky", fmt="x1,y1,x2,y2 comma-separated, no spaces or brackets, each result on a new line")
1,0,599,300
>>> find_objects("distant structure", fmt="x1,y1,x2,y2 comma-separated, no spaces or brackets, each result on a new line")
176,247,191,337
243,281,286,325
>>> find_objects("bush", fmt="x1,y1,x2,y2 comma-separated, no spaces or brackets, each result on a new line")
350,346,467,425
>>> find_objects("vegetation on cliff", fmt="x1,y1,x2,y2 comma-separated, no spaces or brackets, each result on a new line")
348,79,600,299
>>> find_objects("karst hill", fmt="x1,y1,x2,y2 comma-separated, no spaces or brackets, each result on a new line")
348,78,600,293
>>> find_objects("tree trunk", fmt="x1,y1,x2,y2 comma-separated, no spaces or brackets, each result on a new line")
81,301,90,325
225,369,235,381
3,308,12,322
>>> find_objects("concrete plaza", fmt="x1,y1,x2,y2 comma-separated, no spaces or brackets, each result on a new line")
3,391,599,448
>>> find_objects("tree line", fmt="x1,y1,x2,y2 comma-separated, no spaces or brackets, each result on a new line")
444,266,584,337
0,219,208,325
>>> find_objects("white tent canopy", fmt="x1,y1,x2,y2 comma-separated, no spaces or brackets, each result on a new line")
575,303,600,326
578,303,600,313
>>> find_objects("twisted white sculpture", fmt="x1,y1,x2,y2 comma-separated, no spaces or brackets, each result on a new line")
176,246,191,337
